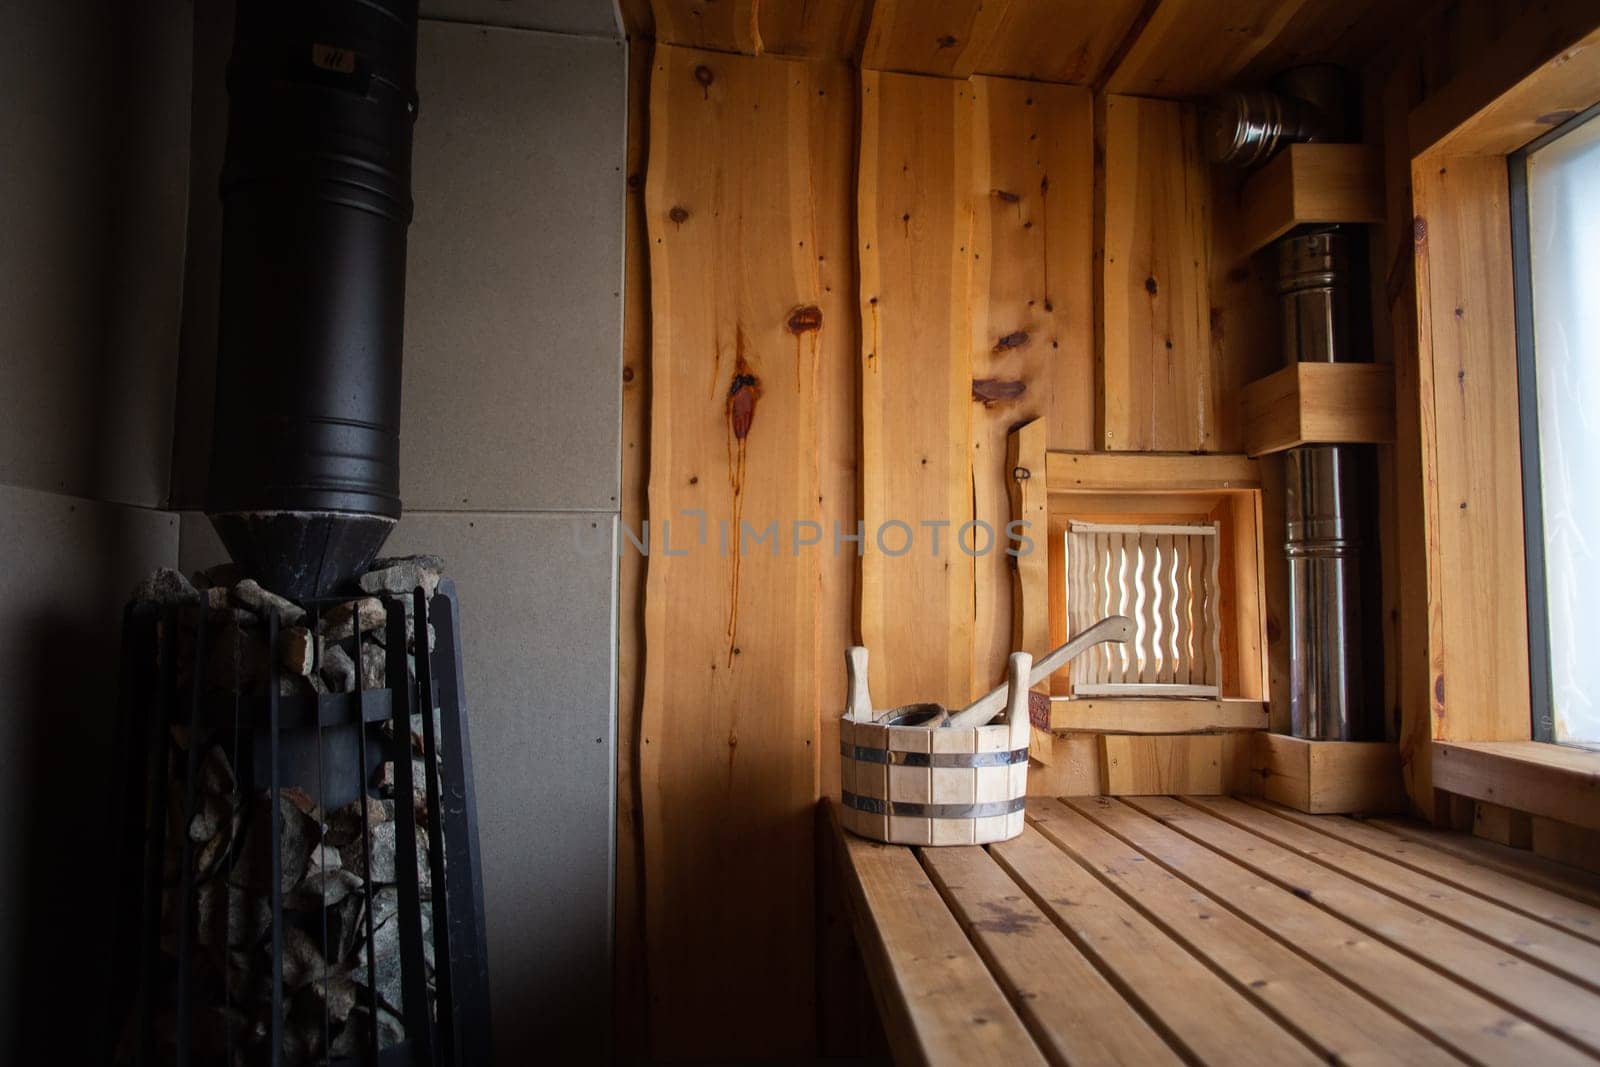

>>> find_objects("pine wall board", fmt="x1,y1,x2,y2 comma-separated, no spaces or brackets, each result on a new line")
857,69,980,710
639,44,853,1058
1099,94,1215,453
969,77,1094,693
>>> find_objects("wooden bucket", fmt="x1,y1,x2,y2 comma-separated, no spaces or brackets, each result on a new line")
838,650,1031,846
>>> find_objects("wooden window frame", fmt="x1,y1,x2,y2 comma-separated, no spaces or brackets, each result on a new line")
1409,17,1600,826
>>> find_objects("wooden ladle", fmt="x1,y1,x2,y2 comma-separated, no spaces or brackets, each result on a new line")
942,615,1134,730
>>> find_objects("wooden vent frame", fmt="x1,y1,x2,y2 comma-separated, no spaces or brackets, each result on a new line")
1066,520,1223,697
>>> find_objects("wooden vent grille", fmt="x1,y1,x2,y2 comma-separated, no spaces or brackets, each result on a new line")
1066,521,1222,696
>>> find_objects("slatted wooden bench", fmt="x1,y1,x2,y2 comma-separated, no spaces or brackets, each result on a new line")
827,794,1600,1065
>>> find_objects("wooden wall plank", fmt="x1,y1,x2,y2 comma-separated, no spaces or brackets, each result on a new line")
1100,96,1214,452
649,0,762,53
860,0,1008,78
758,0,870,59
1100,734,1224,795
1411,158,1530,743
640,45,848,1057
971,78,1093,696
858,70,978,710
1104,0,1317,97
974,0,1149,85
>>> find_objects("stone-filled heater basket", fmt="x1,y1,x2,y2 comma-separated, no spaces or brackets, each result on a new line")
839,651,1034,846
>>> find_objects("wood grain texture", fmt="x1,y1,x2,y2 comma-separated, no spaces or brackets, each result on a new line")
860,0,1008,78
835,819,1048,1066
1371,813,1600,910
991,824,1322,1066
1433,742,1600,832
758,0,870,58
919,844,1182,1066
1242,362,1397,457
1100,96,1213,452
1051,697,1267,733
1090,796,1592,1065
641,46,848,1057
1102,0,1422,98
858,69,978,710
974,0,1148,85
1412,157,1530,744
971,78,1093,697
1099,734,1224,795
1258,801,1600,945
1254,733,1405,814
1039,799,1458,1066
1045,451,1259,492
1140,796,1600,1057
649,0,761,53
1236,144,1386,259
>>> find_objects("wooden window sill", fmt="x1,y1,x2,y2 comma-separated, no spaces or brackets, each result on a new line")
1432,741,1600,832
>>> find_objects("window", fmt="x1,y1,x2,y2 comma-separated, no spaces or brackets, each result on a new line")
1511,103,1600,748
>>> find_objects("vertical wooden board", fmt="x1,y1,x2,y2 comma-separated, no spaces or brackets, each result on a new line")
649,0,761,53
1260,456,1291,732
971,78,1093,697
641,46,838,1057
1412,157,1530,742
1007,421,1049,662
615,35,652,1060
811,64,861,804
759,0,870,59
1100,96,1213,453
860,0,1008,78
1100,734,1224,795
858,70,978,711
1026,733,1102,795
1209,167,1280,455
974,0,1149,85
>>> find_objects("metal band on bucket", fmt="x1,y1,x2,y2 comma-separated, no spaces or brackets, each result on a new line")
840,743,1029,768
841,792,1026,819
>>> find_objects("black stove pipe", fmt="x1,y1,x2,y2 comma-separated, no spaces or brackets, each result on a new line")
207,0,419,598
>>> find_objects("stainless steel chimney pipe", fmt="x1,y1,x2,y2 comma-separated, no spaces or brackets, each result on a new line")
1278,229,1374,740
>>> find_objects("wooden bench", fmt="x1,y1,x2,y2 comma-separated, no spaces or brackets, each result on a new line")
827,794,1600,1065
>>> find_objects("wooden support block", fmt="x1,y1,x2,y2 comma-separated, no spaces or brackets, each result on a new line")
1236,143,1385,258
1473,800,1533,848
1254,733,1405,814
1242,363,1396,457
1051,698,1267,734
1099,734,1223,795
1044,451,1260,493
1531,816,1600,876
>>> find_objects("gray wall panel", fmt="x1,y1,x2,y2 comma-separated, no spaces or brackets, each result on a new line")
168,18,628,515
179,509,619,1057
0,487,179,1060
0,1,190,508
403,22,626,511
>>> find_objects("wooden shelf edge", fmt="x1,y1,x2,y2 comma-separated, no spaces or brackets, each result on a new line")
1433,740,1600,833
1045,451,1261,493
1235,143,1385,259
1253,733,1405,814
1051,697,1267,734
1242,362,1396,457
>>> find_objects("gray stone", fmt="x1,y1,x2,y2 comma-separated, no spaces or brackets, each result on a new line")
300,866,363,908
372,614,436,654
280,626,315,676
321,596,386,641
320,645,357,693
231,789,319,894
281,925,328,989
358,555,445,599
324,795,393,849
132,567,200,606
361,641,386,690
232,578,306,625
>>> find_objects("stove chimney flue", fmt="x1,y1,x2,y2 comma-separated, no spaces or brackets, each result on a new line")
206,0,419,598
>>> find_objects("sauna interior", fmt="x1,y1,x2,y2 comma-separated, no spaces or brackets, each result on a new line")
4,0,1600,1063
